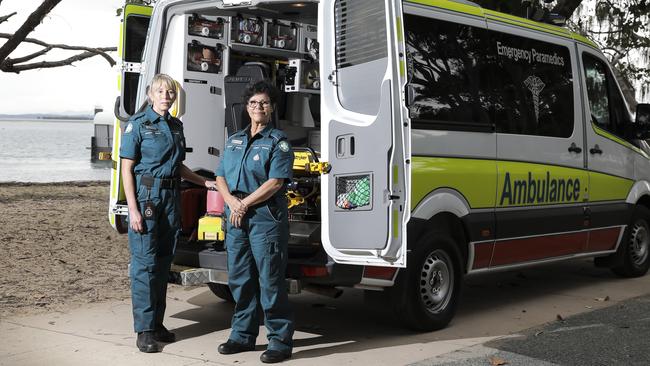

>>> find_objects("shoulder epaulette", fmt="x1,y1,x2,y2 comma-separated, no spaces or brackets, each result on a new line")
269,129,287,143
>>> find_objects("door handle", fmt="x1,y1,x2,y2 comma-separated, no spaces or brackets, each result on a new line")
568,142,582,153
589,144,603,155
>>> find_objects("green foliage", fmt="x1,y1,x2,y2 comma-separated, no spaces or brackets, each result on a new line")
569,0,650,101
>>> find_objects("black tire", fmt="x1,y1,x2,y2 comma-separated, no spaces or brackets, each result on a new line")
207,283,235,303
611,206,650,278
388,231,463,331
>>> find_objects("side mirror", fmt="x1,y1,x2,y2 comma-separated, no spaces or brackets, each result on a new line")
634,104,650,139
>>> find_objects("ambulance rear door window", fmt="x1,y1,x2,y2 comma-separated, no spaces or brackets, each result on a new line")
491,32,574,138
404,14,493,132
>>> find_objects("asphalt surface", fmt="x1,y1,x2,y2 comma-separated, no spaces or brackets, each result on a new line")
412,294,650,366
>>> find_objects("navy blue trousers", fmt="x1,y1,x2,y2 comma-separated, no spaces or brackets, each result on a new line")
128,183,179,333
225,203,294,353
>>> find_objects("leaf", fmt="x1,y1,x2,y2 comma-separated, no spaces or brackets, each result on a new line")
489,356,508,366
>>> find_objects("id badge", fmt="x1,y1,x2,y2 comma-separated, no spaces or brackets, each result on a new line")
143,201,156,219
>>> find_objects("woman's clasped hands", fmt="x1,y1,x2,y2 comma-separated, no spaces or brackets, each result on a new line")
229,197,248,228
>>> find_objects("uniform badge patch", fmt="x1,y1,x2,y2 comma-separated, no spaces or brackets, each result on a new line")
279,140,290,152
125,123,133,134
253,154,260,161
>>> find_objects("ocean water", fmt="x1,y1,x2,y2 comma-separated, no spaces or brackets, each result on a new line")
0,120,111,183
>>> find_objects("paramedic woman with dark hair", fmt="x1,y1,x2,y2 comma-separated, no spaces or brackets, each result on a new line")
120,73,218,353
215,80,294,364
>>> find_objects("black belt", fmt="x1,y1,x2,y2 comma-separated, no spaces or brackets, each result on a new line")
231,191,249,199
140,175,179,189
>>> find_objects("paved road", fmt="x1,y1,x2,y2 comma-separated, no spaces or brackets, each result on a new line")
2,259,649,365
413,294,650,366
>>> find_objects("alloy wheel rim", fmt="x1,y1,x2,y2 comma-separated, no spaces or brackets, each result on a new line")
419,249,453,314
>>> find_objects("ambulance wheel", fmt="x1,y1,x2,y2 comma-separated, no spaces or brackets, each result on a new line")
207,283,234,303
611,206,650,278
390,232,462,331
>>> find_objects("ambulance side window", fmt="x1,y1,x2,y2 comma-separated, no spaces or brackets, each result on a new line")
491,32,574,138
404,14,493,131
582,55,611,130
582,54,632,139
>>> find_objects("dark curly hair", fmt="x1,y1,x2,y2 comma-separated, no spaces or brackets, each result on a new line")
242,80,279,105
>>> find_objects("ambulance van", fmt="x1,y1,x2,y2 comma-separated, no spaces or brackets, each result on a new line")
108,0,650,330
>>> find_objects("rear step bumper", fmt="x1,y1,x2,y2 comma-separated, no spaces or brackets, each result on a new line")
169,264,302,294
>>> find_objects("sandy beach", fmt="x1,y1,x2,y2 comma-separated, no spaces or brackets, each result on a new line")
0,182,131,318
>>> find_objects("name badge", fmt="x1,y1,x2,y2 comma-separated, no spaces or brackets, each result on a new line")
232,139,243,145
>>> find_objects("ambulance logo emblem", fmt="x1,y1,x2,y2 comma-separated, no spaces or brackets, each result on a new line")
524,75,545,123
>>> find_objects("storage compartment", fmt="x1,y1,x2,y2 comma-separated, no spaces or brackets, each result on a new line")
173,3,322,259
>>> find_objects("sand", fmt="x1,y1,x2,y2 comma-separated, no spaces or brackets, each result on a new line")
0,182,132,318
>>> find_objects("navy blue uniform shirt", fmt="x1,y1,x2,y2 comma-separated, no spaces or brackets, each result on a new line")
120,105,186,178
216,124,293,197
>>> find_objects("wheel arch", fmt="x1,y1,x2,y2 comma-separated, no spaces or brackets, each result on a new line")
626,180,650,206
409,188,471,273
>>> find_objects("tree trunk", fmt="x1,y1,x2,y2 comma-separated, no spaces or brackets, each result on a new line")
0,0,62,63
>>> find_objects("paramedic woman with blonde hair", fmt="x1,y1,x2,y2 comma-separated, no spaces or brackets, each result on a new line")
120,73,218,353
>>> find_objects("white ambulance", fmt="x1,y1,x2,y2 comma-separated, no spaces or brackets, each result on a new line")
108,0,650,330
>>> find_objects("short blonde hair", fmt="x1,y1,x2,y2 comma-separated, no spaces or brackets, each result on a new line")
149,73,177,92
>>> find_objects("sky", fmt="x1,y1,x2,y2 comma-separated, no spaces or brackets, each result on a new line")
0,0,124,115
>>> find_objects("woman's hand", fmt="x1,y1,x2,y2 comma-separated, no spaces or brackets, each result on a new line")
129,207,144,233
204,180,218,190
225,196,247,228
230,210,243,228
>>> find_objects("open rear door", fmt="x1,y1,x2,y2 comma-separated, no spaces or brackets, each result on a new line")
108,4,152,232
319,0,410,267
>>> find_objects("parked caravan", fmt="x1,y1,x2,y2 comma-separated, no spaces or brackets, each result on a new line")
108,0,650,330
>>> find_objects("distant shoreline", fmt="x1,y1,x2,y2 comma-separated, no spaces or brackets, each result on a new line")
0,118,93,123
0,181,109,187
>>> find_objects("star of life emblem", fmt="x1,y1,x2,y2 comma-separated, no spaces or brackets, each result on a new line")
524,75,545,123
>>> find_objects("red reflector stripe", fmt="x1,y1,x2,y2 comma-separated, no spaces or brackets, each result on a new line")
363,266,397,280
300,266,329,277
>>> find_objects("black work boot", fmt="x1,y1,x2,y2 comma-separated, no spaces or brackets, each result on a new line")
136,331,161,353
153,325,176,343
260,349,292,363
217,340,255,355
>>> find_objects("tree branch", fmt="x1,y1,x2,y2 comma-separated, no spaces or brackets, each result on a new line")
0,50,114,72
0,11,17,25
0,0,62,62
7,46,53,64
0,33,116,66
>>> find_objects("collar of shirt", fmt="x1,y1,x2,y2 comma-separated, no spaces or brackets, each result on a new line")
234,123,273,140
144,105,171,124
